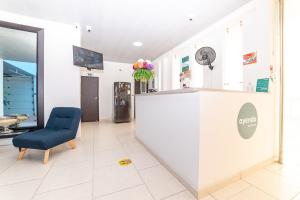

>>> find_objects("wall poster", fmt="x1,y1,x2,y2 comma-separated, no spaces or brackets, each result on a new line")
243,52,257,65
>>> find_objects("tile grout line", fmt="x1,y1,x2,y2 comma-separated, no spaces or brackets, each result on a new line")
0,177,42,188
116,129,157,200
133,167,156,200
29,151,59,200
160,189,191,200
28,142,92,199
243,167,300,200
115,132,154,163
137,163,161,171
134,139,193,200
207,179,250,200
33,180,92,196
93,124,147,199
93,183,145,199
263,166,283,176
0,153,20,176
117,128,195,200
0,155,19,176
242,178,279,200
209,185,251,200
52,158,93,168
260,165,300,196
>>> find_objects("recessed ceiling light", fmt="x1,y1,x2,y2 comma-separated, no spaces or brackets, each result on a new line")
133,42,143,47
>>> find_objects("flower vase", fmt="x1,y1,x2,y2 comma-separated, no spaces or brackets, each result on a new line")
140,81,147,94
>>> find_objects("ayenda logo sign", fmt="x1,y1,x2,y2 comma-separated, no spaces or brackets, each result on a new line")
237,103,258,139
239,117,257,127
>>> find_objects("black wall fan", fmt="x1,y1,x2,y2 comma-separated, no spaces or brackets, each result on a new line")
195,47,216,70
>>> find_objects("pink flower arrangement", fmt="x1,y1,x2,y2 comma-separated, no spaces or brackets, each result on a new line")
133,59,154,71
132,59,155,82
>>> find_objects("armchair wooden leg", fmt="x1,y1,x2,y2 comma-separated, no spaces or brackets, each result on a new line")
43,149,50,164
18,148,27,160
68,140,76,149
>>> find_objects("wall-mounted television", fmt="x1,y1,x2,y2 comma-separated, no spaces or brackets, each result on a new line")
73,46,104,70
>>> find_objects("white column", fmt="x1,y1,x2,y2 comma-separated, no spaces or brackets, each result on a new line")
0,59,3,116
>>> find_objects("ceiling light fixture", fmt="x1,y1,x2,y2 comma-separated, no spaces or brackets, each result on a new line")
133,42,143,47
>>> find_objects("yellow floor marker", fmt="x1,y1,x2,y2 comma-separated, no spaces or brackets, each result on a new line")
119,159,132,166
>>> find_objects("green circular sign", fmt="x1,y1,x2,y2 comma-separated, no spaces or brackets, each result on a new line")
237,103,258,139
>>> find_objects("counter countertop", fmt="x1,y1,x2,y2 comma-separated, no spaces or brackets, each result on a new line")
136,88,269,96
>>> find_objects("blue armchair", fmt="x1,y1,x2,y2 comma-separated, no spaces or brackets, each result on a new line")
13,107,81,164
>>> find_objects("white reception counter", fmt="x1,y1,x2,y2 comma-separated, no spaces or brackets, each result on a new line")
135,88,276,198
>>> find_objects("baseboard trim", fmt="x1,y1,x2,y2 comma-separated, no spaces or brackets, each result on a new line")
136,137,276,200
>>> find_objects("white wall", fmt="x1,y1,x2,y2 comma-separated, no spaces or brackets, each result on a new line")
81,61,134,121
154,0,274,91
242,0,273,91
0,11,81,123
0,59,3,116
283,0,300,164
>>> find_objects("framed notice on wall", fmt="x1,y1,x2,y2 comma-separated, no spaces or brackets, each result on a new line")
256,78,269,93
243,52,257,65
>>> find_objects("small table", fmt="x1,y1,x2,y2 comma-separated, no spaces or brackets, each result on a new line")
0,130,29,139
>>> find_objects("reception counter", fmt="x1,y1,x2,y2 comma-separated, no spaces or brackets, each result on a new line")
135,88,276,198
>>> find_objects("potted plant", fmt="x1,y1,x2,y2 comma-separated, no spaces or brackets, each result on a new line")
133,59,154,93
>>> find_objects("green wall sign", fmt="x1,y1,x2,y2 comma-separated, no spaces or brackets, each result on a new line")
256,78,269,93
181,56,189,63
181,56,190,73
237,103,258,139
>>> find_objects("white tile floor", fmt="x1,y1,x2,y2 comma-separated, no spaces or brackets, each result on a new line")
0,122,300,200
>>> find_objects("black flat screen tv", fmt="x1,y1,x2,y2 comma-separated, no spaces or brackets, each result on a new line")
73,46,104,70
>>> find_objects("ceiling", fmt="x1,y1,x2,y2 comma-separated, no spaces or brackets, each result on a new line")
0,0,251,63
0,27,37,62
